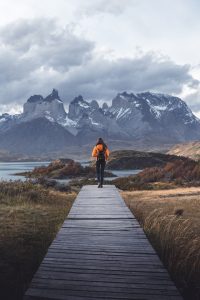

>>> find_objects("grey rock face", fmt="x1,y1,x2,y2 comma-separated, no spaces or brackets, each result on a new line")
102,102,109,110
45,89,61,102
90,100,99,110
68,96,90,120
109,93,150,137
27,95,44,103
68,95,127,138
23,89,66,121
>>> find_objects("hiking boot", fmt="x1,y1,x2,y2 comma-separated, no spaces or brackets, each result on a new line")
98,183,101,188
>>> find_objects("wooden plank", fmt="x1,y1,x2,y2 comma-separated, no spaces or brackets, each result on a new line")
24,185,182,300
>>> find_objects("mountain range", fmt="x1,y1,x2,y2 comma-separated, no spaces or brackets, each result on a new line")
0,89,199,157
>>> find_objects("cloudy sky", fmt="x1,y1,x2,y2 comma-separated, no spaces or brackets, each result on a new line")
0,0,200,116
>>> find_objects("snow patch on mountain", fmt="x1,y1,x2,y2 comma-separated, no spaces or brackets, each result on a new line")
59,116,77,127
147,102,168,119
114,107,132,120
88,117,100,126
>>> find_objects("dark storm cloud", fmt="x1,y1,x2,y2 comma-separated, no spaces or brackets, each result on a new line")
0,18,93,72
0,18,198,110
58,54,199,101
0,19,94,105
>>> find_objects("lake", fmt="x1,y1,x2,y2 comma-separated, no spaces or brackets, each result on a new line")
0,162,50,181
0,161,142,182
105,169,142,181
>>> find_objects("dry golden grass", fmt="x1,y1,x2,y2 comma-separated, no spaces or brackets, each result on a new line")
0,181,76,300
121,187,200,300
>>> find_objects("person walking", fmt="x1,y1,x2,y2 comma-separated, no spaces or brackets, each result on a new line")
92,138,110,188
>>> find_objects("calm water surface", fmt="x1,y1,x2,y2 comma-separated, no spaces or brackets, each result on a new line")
0,162,50,181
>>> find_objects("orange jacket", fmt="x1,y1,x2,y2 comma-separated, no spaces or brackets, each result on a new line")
92,144,110,160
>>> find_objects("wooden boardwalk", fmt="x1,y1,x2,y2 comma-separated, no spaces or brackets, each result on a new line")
24,185,182,300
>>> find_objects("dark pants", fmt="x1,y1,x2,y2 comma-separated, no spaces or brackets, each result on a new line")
96,160,106,185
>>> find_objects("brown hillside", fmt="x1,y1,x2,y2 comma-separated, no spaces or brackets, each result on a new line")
106,149,188,169
113,157,200,190
168,141,200,160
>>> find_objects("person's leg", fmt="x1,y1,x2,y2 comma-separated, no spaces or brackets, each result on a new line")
100,160,106,186
96,160,101,186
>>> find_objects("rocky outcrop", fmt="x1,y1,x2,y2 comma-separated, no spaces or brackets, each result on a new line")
23,89,66,121
68,96,90,120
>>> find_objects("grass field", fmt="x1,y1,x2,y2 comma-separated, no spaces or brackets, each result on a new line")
121,187,200,300
1,179,200,299
0,180,76,300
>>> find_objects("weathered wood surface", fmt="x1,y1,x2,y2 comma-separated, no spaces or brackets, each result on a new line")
24,185,182,300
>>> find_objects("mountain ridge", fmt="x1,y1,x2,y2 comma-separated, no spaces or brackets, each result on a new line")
0,89,199,156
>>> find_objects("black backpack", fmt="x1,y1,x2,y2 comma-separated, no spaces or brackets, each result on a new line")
97,145,106,161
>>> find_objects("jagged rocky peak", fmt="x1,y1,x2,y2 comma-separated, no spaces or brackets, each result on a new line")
137,91,188,109
45,89,61,102
23,89,66,119
107,91,199,133
111,91,188,113
112,92,138,108
138,91,171,105
135,91,198,123
68,95,90,119
71,95,89,105
102,102,109,110
90,100,99,109
26,89,61,104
